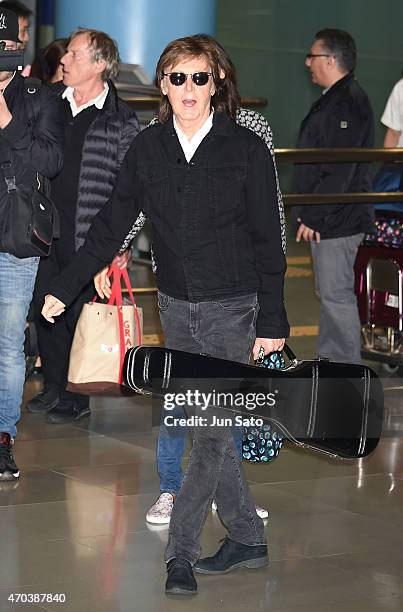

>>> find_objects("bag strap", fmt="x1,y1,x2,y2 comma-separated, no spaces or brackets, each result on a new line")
96,264,142,375
24,78,52,199
108,264,142,382
1,79,42,193
116,297,125,384
283,343,297,361
120,266,142,345
24,77,42,122
109,264,142,345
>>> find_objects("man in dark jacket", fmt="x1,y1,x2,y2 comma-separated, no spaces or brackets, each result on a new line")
41,34,288,596
28,28,141,423
293,28,374,363
0,7,63,479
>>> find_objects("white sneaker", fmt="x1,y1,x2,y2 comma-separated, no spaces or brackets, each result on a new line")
211,499,269,519
146,492,175,524
255,505,269,519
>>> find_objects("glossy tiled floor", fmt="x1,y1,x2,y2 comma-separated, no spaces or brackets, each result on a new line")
1,239,402,611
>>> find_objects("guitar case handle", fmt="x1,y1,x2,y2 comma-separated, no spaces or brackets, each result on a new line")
283,343,298,362
257,343,298,363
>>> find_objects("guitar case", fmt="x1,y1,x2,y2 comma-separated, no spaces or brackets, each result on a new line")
123,345,384,460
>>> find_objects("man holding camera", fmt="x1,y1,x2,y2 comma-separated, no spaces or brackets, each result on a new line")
0,7,63,480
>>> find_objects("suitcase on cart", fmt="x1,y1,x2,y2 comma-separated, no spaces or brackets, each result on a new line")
355,239,403,367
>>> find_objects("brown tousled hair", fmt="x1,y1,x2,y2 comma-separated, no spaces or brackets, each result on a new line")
155,34,240,123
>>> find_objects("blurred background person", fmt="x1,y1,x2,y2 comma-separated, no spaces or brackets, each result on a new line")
31,38,68,84
373,76,403,212
293,28,374,364
382,76,403,148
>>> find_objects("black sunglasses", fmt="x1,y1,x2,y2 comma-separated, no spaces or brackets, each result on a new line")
162,71,212,86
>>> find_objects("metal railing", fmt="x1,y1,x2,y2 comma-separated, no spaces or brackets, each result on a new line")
125,96,268,110
275,148,403,206
275,147,403,163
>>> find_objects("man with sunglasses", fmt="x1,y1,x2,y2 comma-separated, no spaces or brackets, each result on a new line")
141,103,284,527
293,29,374,364
41,34,289,596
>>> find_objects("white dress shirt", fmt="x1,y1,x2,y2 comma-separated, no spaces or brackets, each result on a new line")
173,111,214,162
62,82,109,117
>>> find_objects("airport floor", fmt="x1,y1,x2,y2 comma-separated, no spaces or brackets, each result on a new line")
1,237,402,612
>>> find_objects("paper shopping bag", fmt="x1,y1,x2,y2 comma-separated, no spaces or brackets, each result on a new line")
67,264,142,395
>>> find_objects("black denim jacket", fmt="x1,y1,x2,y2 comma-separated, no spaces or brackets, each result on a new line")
51,112,289,338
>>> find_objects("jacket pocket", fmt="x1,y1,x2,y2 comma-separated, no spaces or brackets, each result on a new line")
208,165,247,210
139,167,169,212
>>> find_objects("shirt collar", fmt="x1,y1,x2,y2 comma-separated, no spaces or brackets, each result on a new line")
322,73,354,97
62,82,109,117
173,111,214,162
173,110,214,144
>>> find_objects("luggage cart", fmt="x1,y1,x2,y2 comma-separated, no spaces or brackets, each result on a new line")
355,244,403,367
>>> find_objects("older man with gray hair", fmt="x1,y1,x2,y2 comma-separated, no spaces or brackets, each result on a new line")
28,28,142,423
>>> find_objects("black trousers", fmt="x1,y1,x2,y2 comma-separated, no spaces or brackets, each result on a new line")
32,243,94,406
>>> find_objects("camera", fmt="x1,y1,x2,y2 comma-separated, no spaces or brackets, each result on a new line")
0,47,24,72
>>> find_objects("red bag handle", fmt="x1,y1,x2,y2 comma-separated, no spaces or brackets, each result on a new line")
119,266,142,348
90,263,142,383
101,263,142,383
108,265,142,339
108,263,124,306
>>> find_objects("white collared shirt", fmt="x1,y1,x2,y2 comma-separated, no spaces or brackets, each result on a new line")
173,111,214,163
62,82,109,117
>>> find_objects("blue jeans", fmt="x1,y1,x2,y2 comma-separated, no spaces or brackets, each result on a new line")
156,291,266,564
0,253,39,438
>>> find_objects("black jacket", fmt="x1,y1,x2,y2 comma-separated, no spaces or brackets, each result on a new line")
0,74,63,249
50,112,289,339
293,73,374,238
58,81,140,250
